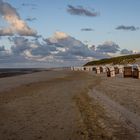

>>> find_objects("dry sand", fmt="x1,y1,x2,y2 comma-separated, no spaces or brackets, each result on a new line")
0,70,140,140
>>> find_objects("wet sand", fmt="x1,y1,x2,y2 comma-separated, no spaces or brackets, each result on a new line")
0,70,140,140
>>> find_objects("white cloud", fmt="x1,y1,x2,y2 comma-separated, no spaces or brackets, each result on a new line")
52,32,68,40
0,0,37,36
120,49,133,55
45,32,109,62
2,31,135,67
0,45,10,57
96,41,120,53
120,49,139,55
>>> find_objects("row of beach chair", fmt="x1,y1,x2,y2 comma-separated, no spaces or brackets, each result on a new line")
71,65,140,79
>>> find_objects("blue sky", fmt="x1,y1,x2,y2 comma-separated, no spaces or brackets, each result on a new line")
0,0,140,67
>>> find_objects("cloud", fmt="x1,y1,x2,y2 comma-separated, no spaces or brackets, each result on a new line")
120,49,133,54
96,41,120,53
81,28,94,31
67,5,99,17
21,3,37,10
0,32,111,67
1,32,130,67
116,25,139,31
0,28,14,36
0,33,137,67
0,45,11,60
0,0,37,36
9,36,57,62
22,3,37,7
26,17,37,22
45,32,109,61
0,46,5,51
11,37,31,55
47,32,69,43
46,31,83,48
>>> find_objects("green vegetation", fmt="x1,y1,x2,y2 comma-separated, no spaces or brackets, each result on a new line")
84,54,140,66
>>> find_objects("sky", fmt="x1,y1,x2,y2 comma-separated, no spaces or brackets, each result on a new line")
0,0,140,68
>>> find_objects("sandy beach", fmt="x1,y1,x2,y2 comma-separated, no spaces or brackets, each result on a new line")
0,70,140,140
